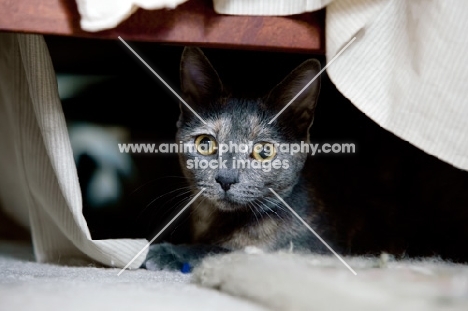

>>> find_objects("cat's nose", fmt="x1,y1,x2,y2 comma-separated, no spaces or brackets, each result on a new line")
215,173,239,191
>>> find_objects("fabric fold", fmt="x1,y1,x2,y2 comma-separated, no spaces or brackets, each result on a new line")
213,0,332,15
76,0,189,32
325,0,468,171
0,33,148,269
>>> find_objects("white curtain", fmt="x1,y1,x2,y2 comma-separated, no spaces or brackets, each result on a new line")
0,33,147,268
325,0,468,171
217,0,468,171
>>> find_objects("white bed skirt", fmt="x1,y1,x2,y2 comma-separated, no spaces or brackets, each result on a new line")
0,33,147,269
214,0,468,171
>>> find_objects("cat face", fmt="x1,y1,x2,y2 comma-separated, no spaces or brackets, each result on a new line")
176,47,320,211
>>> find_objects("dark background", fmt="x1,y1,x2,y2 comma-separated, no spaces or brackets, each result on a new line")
45,35,327,241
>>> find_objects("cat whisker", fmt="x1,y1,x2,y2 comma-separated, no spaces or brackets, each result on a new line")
170,195,208,236
144,186,193,209
130,175,193,195
257,198,283,220
146,192,196,236
247,202,261,224
189,195,214,221
263,197,289,216
251,199,275,222
136,187,193,223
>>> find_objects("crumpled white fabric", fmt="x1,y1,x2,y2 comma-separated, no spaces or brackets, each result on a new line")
77,0,332,32
0,33,148,269
77,0,189,32
213,0,468,171
325,0,468,171
213,0,333,16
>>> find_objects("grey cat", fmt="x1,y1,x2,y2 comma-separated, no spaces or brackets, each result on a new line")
144,47,331,271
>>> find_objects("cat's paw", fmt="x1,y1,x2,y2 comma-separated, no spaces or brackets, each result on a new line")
143,243,186,271
143,243,230,272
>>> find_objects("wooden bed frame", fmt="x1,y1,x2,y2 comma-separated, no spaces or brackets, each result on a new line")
0,0,325,54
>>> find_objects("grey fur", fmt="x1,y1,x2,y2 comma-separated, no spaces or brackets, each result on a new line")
145,47,329,272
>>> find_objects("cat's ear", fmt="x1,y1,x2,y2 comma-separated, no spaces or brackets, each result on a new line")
180,47,223,114
265,59,321,137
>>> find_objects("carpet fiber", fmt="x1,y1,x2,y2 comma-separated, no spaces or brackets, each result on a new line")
193,249,468,310
0,241,266,311
2,240,468,310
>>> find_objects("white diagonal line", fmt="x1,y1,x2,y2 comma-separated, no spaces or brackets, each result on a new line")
117,188,206,276
269,188,357,275
118,36,207,125
268,36,357,124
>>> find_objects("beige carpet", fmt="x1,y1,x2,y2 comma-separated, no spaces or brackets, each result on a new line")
194,250,468,310
0,240,266,311
2,240,468,311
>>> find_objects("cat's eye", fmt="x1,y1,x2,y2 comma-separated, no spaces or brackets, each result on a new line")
252,142,276,161
195,135,218,155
